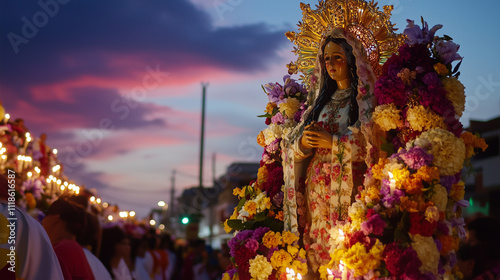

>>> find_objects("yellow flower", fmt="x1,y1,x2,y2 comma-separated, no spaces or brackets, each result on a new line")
245,201,257,216
275,210,284,221
249,255,273,280
291,260,308,276
257,166,268,187
223,220,232,233
233,187,246,198
434,63,449,76
287,245,299,257
265,102,276,114
222,273,231,280
372,103,402,131
342,240,385,277
278,98,300,119
442,77,466,117
299,248,306,259
270,249,292,269
392,167,410,188
406,105,446,132
262,231,282,248
414,128,466,176
371,158,390,180
282,231,299,245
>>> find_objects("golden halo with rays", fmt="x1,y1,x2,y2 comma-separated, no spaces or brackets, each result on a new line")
286,0,404,89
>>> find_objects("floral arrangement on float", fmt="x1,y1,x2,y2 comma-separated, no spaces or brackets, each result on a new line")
317,19,488,280
222,76,309,280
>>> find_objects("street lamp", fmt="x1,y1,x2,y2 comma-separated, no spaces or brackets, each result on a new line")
158,201,166,207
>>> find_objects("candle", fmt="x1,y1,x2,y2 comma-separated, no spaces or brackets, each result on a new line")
340,261,347,280
327,268,334,280
388,171,396,195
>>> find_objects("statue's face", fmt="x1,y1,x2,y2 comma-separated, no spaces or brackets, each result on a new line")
323,42,350,83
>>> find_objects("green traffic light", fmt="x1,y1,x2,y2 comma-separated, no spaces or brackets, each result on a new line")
181,217,189,224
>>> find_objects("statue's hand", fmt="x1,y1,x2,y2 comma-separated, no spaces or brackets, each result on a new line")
301,126,335,149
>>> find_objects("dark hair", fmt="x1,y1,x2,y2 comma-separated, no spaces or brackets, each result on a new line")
46,197,87,239
77,211,101,255
305,37,359,127
100,226,128,275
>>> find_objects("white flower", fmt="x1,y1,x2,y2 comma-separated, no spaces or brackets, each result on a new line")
263,123,282,145
431,184,448,212
411,234,439,275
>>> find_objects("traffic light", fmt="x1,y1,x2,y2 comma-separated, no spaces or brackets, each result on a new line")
181,216,190,225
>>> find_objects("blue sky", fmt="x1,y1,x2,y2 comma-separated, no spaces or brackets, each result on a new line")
1,0,499,218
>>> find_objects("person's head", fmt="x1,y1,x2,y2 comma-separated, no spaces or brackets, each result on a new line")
306,36,359,127
42,197,87,244
100,226,130,273
320,37,358,92
76,211,100,254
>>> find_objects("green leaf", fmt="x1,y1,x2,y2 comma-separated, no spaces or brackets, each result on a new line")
381,142,395,156
227,219,244,230
254,212,267,222
257,113,272,118
242,219,256,229
236,197,246,212
452,59,462,75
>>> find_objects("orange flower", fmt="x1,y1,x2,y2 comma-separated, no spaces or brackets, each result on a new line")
25,192,36,209
434,63,449,76
415,166,440,183
438,235,459,256
461,131,488,158
450,181,465,201
371,158,390,180
400,197,419,212
257,131,266,147
275,211,284,221
404,176,424,195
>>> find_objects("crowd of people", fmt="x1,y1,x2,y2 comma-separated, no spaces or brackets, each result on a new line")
1,172,231,279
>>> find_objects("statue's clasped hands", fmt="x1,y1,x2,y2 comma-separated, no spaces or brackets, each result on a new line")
300,122,337,149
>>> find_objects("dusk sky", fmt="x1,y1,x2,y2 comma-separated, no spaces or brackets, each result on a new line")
1,0,499,218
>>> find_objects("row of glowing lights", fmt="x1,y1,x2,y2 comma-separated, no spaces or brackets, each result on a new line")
1,116,163,229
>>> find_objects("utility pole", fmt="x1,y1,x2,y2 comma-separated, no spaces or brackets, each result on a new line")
170,169,175,228
199,83,208,191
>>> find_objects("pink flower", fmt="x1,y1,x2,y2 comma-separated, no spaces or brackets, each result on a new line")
360,214,386,236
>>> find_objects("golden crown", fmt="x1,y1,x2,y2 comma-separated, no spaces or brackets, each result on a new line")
286,0,404,88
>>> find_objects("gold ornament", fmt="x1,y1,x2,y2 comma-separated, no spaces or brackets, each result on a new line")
286,0,404,88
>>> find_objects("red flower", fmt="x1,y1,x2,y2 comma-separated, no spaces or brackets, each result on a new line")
409,212,437,237
384,243,422,279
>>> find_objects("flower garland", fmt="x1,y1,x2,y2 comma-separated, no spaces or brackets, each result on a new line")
223,75,309,280
318,19,488,280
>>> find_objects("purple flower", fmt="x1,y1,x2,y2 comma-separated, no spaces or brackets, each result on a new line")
245,239,259,252
435,39,462,65
361,214,387,236
449,252,457,267
440,176,456,193
271,112,285,124
450,217,467,239
272,191,284,207
404,19,424,46
404,19,442,46
399,147,433,170
434,238,443,252
252,227,270,241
